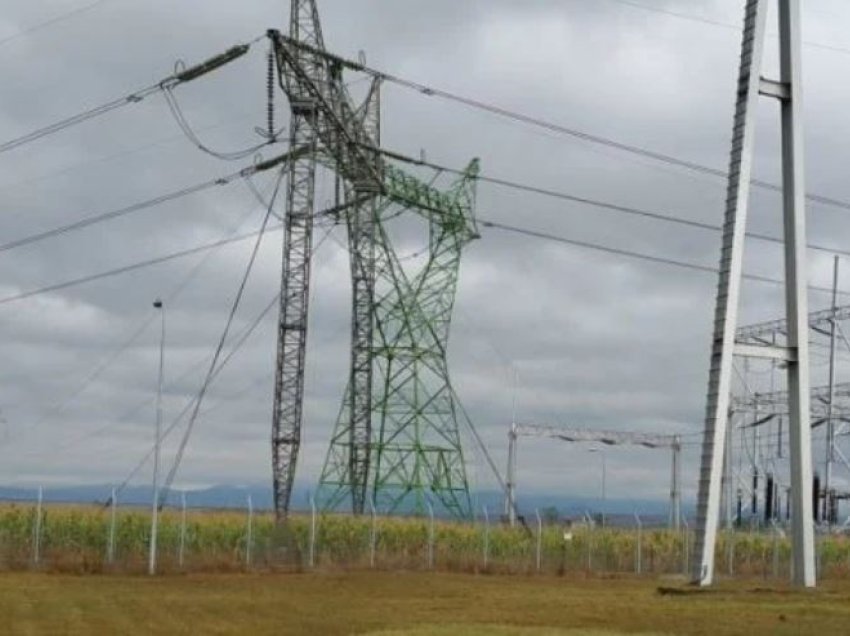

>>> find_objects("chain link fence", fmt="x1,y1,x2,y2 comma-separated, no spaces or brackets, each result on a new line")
2,498,850,578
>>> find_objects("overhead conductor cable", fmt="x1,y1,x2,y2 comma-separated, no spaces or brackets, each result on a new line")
0,41,254,156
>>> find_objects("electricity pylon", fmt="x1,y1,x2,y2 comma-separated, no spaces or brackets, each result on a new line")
319,161,479,518
692,0,815,587
268,0,476,519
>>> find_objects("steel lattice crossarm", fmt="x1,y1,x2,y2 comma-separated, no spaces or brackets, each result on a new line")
731,382,850,418
513,423,681,449
736,304,850,344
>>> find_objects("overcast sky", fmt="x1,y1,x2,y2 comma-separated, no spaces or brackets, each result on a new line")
2,0,850,511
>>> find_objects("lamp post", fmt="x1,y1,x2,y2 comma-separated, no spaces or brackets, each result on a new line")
589,448,606,526
149,298,165,576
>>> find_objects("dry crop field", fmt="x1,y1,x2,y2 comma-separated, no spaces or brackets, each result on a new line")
2,571,850,635
3,502,850,578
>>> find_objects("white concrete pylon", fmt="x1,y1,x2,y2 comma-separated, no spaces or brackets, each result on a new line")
692,0,815,588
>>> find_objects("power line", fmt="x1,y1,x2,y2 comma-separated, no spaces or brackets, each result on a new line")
157,168,284,504
0,227,280,306
0,146,298,254
4,179,284,453
470,176,850,260
0,0,115,50
0,110,267,197
280,34,850,214
162,84,279,161
0,179,230,253
604,0,738,31
0,40,257,156
0,83,164,156
378,147,850,261
108,292,281,502
0,191,346,307
0,199,842,313
604,0,850,57
478,218,844,297
108,222,337,503
10,139,850,283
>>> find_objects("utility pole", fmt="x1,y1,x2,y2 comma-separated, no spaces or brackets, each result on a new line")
823,256,839,525
693,0,815,587
723,410,734,531
588,448,606,526
505,369,519,526
506,423,517,527
149,298,165,576
670,436,681,530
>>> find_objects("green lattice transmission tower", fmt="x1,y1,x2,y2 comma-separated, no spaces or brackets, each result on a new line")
318,161,480,519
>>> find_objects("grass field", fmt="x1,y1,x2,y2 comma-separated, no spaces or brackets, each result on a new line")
2,571,850,635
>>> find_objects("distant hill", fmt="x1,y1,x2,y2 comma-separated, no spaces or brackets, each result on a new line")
0,483,690,526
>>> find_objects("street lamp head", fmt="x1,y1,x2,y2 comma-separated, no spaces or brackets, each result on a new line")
153,299,163,309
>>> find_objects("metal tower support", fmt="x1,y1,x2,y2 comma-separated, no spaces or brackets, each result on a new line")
732,381,850,419
823,257,839,524
270,0,324,521
693,0,814,587
508,424,682,529
319,161,480,518
269,29,478,518
340,80,381,514
506,423,518,526
736,302,850,344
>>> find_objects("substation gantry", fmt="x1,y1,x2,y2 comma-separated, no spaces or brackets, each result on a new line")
730,294,850,527
505,423,682,529
269,0,479,522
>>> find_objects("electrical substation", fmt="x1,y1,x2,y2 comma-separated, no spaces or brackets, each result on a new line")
6,0,850,600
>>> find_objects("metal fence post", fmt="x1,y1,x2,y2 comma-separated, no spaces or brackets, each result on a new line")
727,528,736,576
535,509,542,573
369,496,377,569
309,493,317,568
634,512,643,575
482,505,490,570
245,494,253,567
178,491,187,569
682,517,690,576
772,521,780,579
107,487,117,565
33,486,43,566
426,500,435,570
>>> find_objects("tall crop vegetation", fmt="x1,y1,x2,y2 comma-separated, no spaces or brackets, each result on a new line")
0,502,849,577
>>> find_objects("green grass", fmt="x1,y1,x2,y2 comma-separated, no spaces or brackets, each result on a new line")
2,571,850,635
368,627,666,635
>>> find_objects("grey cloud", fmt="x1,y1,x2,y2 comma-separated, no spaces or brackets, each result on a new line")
1,0,849,506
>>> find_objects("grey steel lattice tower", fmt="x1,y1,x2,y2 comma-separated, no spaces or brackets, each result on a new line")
692,0,815,587
270,0,323,521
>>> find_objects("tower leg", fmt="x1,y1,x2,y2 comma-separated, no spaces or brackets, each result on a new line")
270,0,324,522
778,0,815,588
692,0,769,586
